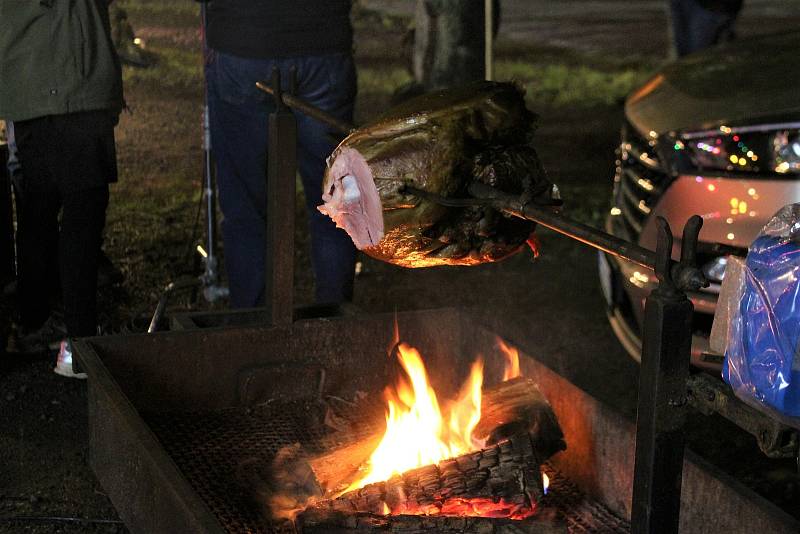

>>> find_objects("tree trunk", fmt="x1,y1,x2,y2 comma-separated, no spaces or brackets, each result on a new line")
413,0,500,90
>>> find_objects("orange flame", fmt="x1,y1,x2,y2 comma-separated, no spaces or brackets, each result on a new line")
347,343,484,491
497,338,521,381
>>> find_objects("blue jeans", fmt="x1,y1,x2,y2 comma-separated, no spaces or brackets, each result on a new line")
670,0,740,57
206,50,358,307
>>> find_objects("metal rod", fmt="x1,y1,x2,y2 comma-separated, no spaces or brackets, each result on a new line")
148,276,202,333
485,0,494,81
201,2,215,271
198,1,227,301
255,81,355,135
467,182,658,269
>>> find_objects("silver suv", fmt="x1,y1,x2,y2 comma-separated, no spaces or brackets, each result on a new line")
598,31,800,370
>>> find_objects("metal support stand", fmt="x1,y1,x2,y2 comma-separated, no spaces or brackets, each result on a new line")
407,181,706,533
631,217,701,533
264,68,297,326
197,0,228,303
147,3,227,333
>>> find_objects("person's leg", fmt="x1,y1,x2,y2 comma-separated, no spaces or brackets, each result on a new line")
669,0,693,58
52,110,116,338
206,50,277,308
686,5,729,53
672,0,738,57
293,53,358,304
11,117,60,332
59,187,109,337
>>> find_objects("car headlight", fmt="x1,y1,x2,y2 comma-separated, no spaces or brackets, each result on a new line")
678,124,800,175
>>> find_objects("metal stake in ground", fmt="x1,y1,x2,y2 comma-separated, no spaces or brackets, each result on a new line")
631,215,701,534
264,67,296,326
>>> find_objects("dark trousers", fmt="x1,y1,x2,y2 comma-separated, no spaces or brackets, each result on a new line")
13,111,115,337
670,0,741,57
206,50,358,307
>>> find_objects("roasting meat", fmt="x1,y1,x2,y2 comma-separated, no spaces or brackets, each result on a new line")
318,81,559,268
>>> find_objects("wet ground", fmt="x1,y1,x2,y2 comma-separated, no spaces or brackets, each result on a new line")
2,1,800,532
363,0,800,57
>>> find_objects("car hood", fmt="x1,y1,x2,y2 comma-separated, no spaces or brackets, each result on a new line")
625,31,800,136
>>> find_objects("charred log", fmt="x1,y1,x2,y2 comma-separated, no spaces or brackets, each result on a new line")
309,377,564,496
303,433,545,520
476,377,565,458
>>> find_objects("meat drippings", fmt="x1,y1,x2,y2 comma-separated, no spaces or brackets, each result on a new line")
318,147,384,249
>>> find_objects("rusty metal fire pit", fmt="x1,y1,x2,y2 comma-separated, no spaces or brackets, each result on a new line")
82,75,799,534
74,308,799,533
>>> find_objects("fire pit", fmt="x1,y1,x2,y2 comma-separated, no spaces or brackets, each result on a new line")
74,308,799,533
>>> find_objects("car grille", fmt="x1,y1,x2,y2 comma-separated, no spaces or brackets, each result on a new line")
611,122,671,242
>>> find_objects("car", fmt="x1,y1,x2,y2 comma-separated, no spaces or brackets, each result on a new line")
598,30,800,370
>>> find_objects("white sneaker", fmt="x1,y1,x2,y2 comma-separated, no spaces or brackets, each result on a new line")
54,340,87,379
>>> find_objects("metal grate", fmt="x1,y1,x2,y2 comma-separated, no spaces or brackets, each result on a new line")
147,403,629,534
541,466,629,534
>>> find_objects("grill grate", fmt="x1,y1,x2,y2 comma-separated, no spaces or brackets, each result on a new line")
147,403,629,534
611,120,671,242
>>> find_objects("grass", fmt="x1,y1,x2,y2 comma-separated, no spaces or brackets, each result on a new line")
497,61,649,107
121,45,203,93
115,0,199,27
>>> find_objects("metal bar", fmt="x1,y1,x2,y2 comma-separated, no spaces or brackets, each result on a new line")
466,182,658,269
264,69,296,326
687,373,799,459
462,183,707,292
256,81,355,135
147,276,202,334
631,218,694,534
485,0,494,81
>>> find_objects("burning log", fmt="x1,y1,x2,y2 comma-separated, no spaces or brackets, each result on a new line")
475,377,564,458
309,377,565,496
301,433,547,524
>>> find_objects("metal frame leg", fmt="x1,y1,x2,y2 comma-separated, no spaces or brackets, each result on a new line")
265,68,296,327
632,216,702,533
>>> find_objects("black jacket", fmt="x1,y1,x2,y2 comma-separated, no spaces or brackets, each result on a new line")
207,0,353,59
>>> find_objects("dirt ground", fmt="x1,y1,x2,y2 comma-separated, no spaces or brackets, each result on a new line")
2,1,799,533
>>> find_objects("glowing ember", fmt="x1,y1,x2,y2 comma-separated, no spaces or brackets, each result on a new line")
396,497,536,520
346,343,484,491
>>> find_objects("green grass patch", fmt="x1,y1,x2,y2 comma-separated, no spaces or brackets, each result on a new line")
497,61,650,107
358,67,413,96
122,45,203,92
116,0,198,23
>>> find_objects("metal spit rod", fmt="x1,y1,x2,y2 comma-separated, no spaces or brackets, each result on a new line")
255,82,355,135
251,83,706,292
